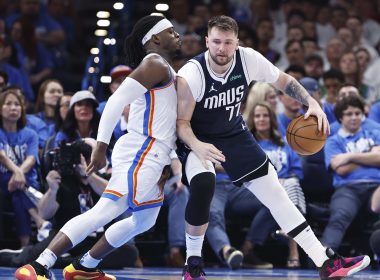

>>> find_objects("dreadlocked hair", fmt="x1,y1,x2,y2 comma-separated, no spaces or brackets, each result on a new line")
124,15,165,68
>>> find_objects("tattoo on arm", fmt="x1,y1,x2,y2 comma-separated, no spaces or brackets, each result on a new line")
284,80,309,106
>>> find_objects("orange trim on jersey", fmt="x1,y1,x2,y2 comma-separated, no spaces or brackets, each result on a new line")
131,138,163,207
148,90,155,136
103,189,123,197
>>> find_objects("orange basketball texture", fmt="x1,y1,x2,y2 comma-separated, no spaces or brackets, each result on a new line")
286,115,326,156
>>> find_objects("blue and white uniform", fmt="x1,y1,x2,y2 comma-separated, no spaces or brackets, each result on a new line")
104,54,177,211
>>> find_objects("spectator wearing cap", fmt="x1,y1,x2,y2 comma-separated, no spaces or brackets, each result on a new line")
299,77,336,124
54,90,100,147
97,65,132,115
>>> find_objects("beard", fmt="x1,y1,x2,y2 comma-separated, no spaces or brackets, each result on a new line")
209,52,234,66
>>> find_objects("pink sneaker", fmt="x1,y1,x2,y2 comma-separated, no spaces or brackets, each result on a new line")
182,256,206,280
318,248,370,279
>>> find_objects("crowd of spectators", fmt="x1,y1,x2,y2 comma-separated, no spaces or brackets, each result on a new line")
0,0,380,271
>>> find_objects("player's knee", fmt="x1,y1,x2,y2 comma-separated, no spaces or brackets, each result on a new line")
185,172,215,226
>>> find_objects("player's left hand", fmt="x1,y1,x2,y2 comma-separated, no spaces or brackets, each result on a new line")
304,98,330,135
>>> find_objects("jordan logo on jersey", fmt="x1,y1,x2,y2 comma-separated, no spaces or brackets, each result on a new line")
209,83,217,93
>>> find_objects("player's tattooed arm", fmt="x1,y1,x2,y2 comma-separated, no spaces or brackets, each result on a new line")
284,80,309,106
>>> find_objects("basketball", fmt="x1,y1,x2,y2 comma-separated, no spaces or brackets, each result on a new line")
286,115,326,156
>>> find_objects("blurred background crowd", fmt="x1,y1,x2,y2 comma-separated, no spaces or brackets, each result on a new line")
1,0,380,271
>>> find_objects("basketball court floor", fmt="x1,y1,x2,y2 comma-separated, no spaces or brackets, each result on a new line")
1,266,379,279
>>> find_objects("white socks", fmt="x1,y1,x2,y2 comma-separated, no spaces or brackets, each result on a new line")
293,226,329,267
80,251,101,268
186,233,204,262
36,248,57,269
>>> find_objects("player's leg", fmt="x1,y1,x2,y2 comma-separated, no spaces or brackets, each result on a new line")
14,196,128,280
183,152,215,280
63,206,160,280
245,164,370,279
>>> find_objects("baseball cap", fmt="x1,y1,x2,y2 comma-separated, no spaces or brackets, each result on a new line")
110,65,133,80
69,90,98,109
299,77,319,94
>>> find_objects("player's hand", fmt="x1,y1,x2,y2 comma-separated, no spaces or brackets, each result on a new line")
304,98,330,135
86,142,108,175
193,141,225,168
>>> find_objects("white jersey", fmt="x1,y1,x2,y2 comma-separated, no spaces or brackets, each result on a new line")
127,54,177,149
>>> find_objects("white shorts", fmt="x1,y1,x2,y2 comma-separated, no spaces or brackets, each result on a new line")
102,132,171,211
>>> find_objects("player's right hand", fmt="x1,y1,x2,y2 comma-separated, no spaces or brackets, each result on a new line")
86,142,108,175
193,141,225,168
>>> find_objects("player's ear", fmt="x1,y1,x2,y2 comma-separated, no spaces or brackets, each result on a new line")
205,36,209,48
236,38,239,50
151,34,160,45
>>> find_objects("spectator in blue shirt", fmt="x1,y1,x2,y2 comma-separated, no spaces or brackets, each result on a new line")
0,91,50,247
321,70,344,121
10,17,53,87
34,79,64,136
329,85,380,135
322,95,380,250
0,37,33,100
5,0,65,48
3,86,49,149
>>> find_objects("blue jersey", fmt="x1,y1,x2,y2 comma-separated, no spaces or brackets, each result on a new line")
324,128,380,187
258,139,303,179
189,49,249,139
0,127,39,189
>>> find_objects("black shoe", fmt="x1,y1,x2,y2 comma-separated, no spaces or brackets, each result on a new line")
0,248,22,266
220,247,243,269
242,251,273,269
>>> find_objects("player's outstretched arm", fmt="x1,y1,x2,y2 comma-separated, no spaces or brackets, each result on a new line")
272,72,329,134
88,56,170,175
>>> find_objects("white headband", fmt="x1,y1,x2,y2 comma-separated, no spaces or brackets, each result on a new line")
141,18,173,45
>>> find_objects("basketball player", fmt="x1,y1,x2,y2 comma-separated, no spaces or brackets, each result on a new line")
15,15,181,280
177,15,370,280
